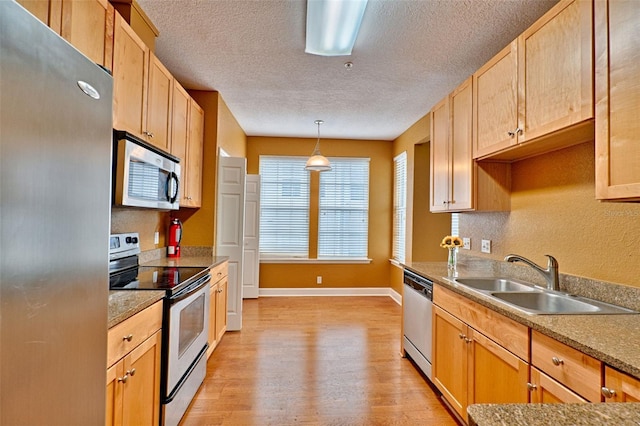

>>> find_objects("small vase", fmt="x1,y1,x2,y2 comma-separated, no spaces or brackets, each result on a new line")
447,247,458,276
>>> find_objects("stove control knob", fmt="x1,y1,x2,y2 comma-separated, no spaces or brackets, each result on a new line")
132,236,138,244
125,236,132,243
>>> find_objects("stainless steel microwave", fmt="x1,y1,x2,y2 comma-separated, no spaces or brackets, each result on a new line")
112,130,181,210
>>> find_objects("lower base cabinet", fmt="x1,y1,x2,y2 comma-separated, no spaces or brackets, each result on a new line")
106,301,162,426
603,366,640,402
433,304,528,421
529,367,588,403
207,261,229,358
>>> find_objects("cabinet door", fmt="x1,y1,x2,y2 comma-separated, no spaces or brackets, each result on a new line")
473,41,518,158
215,278,228,342
16,0,62,33
449,77,473,211
518,0,593,143
529,367,588,403
122,331,161,426
106,361,124,426
207,281,218,358
146,53,173,151
603,366,640,402
429,97,450,212
171,81,189,177
469,329,528,405
113,13,149,138
184,99,204,207
432,305,468,419
60,0,114,70
595,0,640,200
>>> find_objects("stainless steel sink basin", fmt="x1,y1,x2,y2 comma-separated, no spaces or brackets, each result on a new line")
454,277,536,292
490,291,637,315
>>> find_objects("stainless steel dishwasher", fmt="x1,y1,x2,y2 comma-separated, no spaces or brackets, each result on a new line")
403,269,433,380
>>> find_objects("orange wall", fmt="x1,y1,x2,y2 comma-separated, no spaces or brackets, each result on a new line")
459,141,640,287
247,136,393,288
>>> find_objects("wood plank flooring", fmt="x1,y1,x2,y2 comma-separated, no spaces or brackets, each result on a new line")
181,296,457,425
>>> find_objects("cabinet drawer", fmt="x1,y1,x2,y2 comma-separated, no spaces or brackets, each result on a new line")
531,330,601,401
107,300,163,367
434,285,529,360
210,261,228,284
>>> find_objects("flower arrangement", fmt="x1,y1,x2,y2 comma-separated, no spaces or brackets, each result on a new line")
441,235,463,274
440,235,463,249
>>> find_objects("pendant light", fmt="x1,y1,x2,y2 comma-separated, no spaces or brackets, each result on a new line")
305,119,331,172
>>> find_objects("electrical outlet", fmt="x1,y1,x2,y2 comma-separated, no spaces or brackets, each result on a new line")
481,239,491,254
316,276,322,285
463,237,471,250
154,231,159,245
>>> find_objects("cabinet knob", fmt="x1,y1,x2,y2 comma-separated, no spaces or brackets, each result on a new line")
527,383,537,391
601,387,617,398
507,128,523,137
123,334,133,342
117,374,128,384
218,288,223,293
127,368,136,377
464,337,472,344
551,356,564,366
458,333,465,340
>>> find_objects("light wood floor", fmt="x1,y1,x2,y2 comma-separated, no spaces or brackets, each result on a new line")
181,296,457,425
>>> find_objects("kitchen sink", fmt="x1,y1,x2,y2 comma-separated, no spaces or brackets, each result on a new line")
450,276,637,315
454,277,536,292
490,291,637,315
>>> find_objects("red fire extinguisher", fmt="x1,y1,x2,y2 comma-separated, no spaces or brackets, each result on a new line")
167,218,182,258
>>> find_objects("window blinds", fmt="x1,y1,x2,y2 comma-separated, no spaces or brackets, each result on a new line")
318,157,370,258
393,152,407,263
259,156,310,257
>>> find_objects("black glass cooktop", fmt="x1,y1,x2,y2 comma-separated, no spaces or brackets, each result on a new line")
109,265,208,295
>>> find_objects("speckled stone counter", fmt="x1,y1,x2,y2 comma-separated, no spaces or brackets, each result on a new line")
467,403,640,426
404,258,640,380
108,290,164,328
140,255,228,269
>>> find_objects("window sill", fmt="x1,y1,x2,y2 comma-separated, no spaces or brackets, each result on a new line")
260,258,372,265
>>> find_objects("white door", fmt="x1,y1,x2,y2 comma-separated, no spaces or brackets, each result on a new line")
216,156,246,331
242,175,261,299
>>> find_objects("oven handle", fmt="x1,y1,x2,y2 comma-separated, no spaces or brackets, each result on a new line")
170,273,211,304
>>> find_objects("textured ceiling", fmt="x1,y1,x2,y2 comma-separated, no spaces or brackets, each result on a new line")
137,0,558,141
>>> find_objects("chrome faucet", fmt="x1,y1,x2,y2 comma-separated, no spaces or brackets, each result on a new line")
504,254,560,291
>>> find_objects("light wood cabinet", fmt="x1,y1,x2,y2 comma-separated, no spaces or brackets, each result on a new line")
474,0,593,161
432,286,529,421
595,0,640,200
529,367,588,403
145,53,173,151
113,12,149,138
16,0,62,33
207,261,229,358
171,82,204,207
602,366,640,402
60,0,114,70
531,329,601,402
106,301,162,426
430,78,510,213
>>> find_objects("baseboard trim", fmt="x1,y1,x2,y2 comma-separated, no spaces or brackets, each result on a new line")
258,287,402,305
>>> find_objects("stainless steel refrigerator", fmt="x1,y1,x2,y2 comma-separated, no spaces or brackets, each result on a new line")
1,2,113,424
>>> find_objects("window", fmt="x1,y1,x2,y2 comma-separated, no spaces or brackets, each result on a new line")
318,158,370,258
392,152,407,262
259,156,310,258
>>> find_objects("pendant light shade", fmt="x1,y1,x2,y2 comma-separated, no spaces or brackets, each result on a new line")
305,120,331,172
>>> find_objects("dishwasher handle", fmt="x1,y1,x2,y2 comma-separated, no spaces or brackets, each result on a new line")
404,270,433,301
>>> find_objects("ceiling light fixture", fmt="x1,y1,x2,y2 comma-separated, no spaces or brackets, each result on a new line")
305,0,368,56
305,120,331,172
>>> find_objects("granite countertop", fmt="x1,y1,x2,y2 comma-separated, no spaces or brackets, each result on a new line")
140,255,228,269
467,403,640,426
404,258,640,425
108,290,165,328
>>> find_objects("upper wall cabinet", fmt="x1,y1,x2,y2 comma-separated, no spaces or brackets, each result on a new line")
430,78,510,213
60,0,114,71
595,0,640,201
16,0,62,33
113,12,149,139
146,53,173,152
474,0,594,161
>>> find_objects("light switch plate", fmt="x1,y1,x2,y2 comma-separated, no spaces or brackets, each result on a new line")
154,231,159,245
481,239,491,254
463,237,471,250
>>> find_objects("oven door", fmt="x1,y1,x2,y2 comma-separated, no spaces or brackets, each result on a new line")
166,275,210,394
